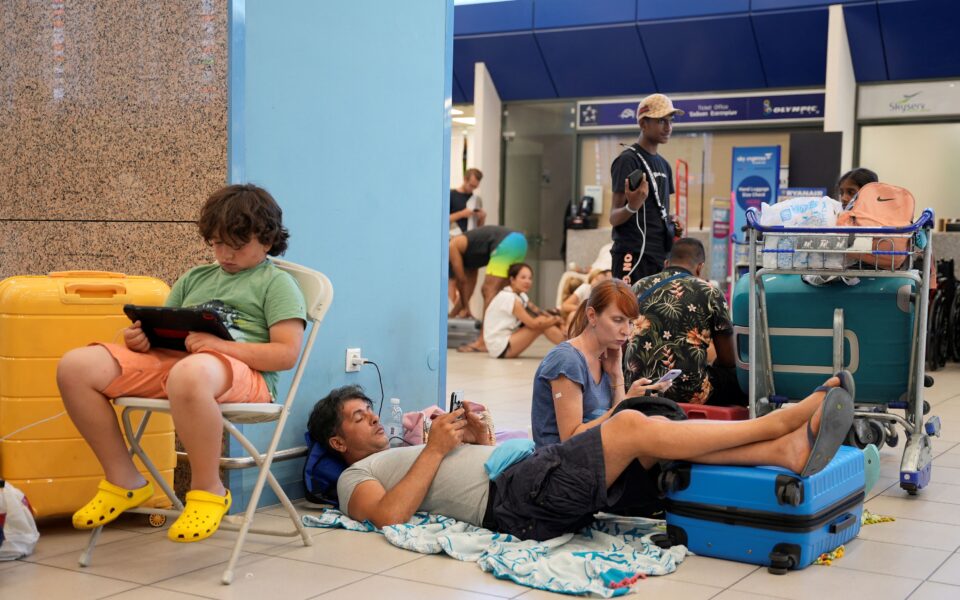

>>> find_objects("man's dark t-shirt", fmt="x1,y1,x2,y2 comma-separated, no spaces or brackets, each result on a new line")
610,144,674,266
450,189,472,234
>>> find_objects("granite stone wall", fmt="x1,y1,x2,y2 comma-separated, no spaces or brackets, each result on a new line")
0,0,228,284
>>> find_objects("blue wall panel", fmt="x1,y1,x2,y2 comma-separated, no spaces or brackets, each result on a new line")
878,0,960,80
638,15,767,92
454,0,533,35
536,25,655,98
453,72,467,104
637,0,749,21
454,33,558,100
752,8,828,87
534,0,636,29
843,2,887,82
231,0,452,506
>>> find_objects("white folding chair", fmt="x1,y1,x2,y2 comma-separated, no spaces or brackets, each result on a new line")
79,258,333,584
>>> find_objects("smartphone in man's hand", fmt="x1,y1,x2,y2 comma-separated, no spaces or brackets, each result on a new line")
449,390,465,414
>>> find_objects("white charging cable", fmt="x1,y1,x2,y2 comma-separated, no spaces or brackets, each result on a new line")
623,207,647,282
0,411,66,442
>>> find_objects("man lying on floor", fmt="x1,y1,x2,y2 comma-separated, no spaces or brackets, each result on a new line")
307,376,854,541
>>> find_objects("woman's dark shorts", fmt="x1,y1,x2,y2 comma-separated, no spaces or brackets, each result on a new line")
486,426,661,541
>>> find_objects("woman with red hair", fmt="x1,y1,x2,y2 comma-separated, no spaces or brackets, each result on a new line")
530,279,671,448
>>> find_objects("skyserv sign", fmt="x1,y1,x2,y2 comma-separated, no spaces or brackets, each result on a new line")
577,90,824,130
858,80,960,120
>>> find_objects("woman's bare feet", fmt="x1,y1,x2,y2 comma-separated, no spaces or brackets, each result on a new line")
781,405,825,474
770,376,841,434
779,386,854,476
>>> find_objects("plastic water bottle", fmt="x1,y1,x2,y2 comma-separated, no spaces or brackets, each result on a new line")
387,398,404,447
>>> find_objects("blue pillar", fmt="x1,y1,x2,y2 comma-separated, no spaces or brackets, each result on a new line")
227,0,453,507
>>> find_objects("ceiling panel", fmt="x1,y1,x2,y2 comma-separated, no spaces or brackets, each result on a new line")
536,24,655,98
878,0,960,80
534,0,637,29
752,8,829,87
453,33,558,101
638,15,767,92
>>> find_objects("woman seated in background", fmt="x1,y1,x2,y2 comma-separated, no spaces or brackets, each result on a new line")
530,279,670,447
836,167,878,208
560,268,612,331
483,263,565,359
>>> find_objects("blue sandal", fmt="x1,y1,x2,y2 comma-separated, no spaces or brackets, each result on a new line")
814,370,855,400
800,387,855,477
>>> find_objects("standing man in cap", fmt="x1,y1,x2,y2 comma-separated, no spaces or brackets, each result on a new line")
608,93,685,284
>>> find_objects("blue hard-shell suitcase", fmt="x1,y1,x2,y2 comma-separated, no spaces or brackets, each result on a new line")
659,445,864,573
732,274,916,404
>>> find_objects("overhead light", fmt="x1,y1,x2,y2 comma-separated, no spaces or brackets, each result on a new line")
453,117,476,125
451,108,464,115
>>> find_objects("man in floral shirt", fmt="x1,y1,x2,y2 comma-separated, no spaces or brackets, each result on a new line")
623,238,746,405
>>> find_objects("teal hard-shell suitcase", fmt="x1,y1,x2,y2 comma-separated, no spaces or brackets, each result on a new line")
732,274,916,404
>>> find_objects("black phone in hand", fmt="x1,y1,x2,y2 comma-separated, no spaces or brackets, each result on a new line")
627,169,644,191
449,391,464,414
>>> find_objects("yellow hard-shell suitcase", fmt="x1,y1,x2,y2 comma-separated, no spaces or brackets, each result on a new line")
0,271,175,518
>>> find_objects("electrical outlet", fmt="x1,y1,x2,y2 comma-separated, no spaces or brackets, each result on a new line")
345,348,362,372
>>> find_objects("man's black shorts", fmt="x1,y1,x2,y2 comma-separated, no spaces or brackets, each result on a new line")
486,426,660,540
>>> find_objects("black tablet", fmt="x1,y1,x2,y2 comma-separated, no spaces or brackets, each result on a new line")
123,304,233,352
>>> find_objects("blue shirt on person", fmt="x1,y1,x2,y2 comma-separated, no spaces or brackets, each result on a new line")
531,342,613,447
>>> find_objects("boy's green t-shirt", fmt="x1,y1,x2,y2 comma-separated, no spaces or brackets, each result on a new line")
165,259,307,399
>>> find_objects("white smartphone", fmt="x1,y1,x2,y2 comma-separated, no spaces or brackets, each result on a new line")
656,369,683,384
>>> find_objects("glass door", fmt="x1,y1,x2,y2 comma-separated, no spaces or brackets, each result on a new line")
501,101,575,307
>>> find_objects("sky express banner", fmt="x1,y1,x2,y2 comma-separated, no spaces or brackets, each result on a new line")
577,91,824,130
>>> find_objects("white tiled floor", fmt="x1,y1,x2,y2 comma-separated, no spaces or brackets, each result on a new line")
3,339,959,599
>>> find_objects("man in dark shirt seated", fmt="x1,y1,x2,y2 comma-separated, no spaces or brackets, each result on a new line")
623,238,746,406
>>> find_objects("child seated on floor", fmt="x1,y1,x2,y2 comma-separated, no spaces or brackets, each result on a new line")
57,183,306,543
560,268,612,331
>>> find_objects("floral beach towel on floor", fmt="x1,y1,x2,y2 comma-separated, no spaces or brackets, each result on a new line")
302,510,686,597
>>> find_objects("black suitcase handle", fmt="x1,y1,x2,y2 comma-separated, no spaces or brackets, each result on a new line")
829,512,857,534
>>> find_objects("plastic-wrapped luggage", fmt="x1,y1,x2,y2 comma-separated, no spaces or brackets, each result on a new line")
760,197,844,270
658,445,864,573
447,317,481,348
0,271,175,518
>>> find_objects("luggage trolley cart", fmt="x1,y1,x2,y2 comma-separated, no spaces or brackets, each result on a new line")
737,207,941,495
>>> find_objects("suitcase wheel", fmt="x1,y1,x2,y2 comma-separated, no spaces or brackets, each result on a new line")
768,552,794,575
148,513,167,528
884,423,899,448
768,544,800,575
846,419,886,450
650,533,674,549
775,475,804,506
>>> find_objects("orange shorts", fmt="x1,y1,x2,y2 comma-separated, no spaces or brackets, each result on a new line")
96,343,272,404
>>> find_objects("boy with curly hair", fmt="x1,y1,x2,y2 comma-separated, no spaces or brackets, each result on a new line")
57,183,306,542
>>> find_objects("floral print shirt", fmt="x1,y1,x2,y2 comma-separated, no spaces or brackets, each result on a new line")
623,267,733,404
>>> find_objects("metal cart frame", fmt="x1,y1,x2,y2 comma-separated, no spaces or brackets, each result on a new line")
743,207,941,494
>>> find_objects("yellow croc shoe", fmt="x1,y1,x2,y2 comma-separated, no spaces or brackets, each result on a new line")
72,480,154,529
168,489,232,543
